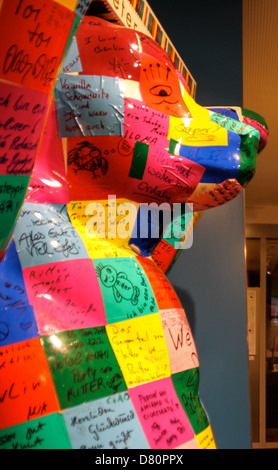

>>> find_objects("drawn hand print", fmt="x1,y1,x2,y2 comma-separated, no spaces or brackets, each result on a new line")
140,55,191,119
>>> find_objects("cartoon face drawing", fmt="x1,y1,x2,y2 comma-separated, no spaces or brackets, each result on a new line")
99,265,117,287
96,263,140,305
68,141,108,178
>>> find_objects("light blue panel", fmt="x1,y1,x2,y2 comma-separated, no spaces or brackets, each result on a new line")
63,392,150,449
13,203,89,268
62,36,83,74
55,74,124,138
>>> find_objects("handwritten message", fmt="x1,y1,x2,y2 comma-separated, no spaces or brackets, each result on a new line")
159,309,199,374
106,313,171,387
26,99,69,204
195,424,216,449
178,134,240,185
172,369,209,436
93,256,157,323
188,178,243,210
124,98,169,149
0,413,72,449
0,338,60,430
128,143,205,205
23,258,106,335
13,202,89,268
129,378,195,449
152,239,177,274
41,327,127,409
137,32,170,65
168,90,228,147
62,36,82,74
0,0,74,93
0,81,48,176
67,198,138,260
75,17,140,80
137,257,182,310
0,174,30,252
63,391,149,449
55,74,124,138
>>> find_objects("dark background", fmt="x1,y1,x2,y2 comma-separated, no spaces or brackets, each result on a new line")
147,0,243,105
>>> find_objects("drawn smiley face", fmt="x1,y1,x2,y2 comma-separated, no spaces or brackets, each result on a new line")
139,55,191,119
100,265,117,287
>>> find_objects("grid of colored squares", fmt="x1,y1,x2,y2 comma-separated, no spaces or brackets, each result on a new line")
0,0,267,452
0,238,215,449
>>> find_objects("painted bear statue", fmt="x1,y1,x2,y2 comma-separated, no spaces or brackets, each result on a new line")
0,4,268,451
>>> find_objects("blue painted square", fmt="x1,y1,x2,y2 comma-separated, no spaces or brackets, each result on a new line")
13,203,89,268
0,241,39,346
179,131,241,183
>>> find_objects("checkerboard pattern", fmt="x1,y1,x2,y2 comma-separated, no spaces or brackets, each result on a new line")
0,0,268,450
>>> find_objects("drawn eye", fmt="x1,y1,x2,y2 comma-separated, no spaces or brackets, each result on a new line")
90,148,101,158
80,146,91,156
149,85,172,97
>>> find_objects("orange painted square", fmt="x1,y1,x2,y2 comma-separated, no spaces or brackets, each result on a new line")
0,0,74,93
152,239,177,274
137,255,182,310
67,136,133,201
0,338,60,430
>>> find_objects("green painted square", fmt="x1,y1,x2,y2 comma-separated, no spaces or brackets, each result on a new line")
169,139,179,155
41,327,127,410
128,141,149,180
172,368,209,435
0,175,30,251
0,413,72,449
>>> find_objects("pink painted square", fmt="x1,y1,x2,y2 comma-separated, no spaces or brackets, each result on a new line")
129,377,195,449
23,258,106,334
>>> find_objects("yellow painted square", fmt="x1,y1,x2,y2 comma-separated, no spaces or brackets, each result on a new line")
106,313,171,387
195,424,217,449
168,91,228,147
54,0,78,11
67,199,138,259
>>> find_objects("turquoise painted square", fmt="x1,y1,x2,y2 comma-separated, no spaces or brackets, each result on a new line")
93,257,158,323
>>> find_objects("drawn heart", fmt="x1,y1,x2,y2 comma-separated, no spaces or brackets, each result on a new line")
20,322,32,331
